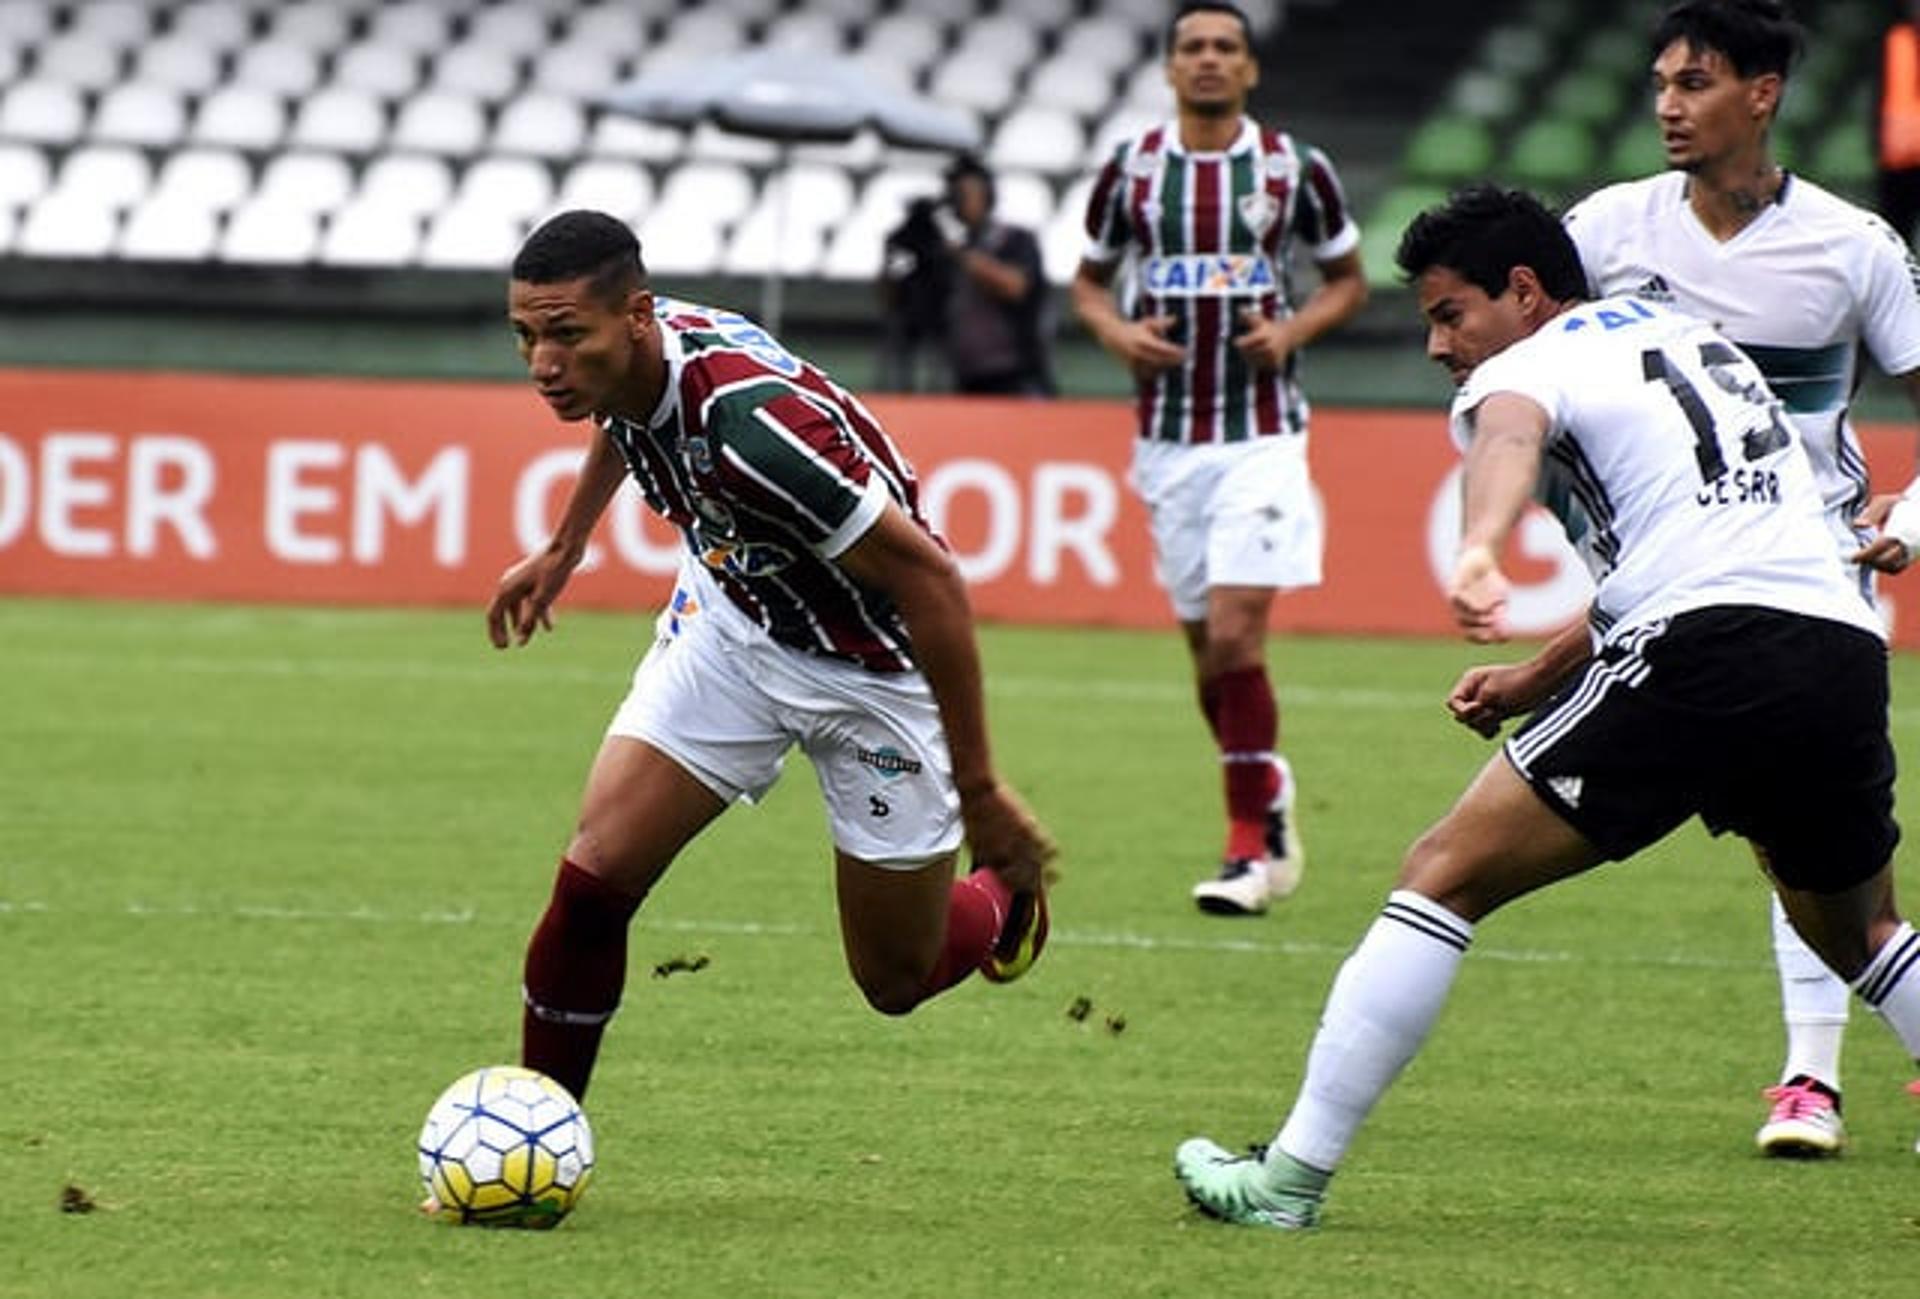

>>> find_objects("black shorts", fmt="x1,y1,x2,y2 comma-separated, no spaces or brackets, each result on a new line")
1504,605,1898,892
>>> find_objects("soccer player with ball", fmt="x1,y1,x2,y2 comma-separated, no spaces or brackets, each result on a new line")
480,211,1055,1118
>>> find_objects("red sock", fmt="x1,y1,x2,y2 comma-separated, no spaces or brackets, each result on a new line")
915,870,1009,1002
1210,665,1281,860
1198,675,1227,742
521,859,648,1102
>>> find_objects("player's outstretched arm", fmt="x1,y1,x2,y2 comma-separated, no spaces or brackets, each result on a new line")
835,501,1056,890
1451,393,1551,642
487,426,627,648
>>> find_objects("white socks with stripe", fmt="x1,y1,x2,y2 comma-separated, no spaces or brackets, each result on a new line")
1272,890,1474,1175
1852,922,1920,1060
1770,893,1849,1089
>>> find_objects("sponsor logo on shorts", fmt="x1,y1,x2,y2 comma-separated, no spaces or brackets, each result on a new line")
856,745,922,780
1139,254,1277,298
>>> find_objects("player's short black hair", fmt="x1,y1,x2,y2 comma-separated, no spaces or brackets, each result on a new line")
1395,185,1589,302
510,210,647,306
944,153,995,209
1165,2,1254,55
1651,0,1804,79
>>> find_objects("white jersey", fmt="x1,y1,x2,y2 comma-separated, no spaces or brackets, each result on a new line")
1450,295,1885,645
1565,172,1920,563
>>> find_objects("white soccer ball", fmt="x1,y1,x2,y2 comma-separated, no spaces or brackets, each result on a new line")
417,1065,595,1228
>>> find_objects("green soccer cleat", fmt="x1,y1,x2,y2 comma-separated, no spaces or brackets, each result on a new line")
1174,1137,1326,1231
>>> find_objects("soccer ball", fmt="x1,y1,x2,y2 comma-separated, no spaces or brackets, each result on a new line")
417,1065,594,1228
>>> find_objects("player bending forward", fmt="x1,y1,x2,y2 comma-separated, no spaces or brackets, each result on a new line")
1174,186,1920,1230
477,211,1055,1117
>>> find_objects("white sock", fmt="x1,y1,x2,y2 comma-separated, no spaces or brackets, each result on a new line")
1853,922,1920,1061
1770,893,1849,1089
1272,890,1473,1174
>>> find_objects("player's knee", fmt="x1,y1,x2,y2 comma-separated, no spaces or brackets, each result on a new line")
1397,827,1486,920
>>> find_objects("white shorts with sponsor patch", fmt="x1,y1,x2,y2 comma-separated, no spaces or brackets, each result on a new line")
605,567,960,865
1129,434,1323,621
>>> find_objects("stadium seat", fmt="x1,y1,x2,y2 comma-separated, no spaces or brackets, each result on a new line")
722,207,823,277
419,206,524,269
764,163,856,233
586,112,686,163
634,217,723,276
335,42,424,100
1359,183,1446,287
1575,27,1647,78
233,41,325,98
1506,118,1598,191
151,148,254,213
928,54,1019,117
467,7,554,56
861,12,945,71
456,156,554,222
0,0,54,45
1813,124,1875,194
494,94,587,158
954,15,1040,67
391,91,489,156
556,157,655,223
0,202,15,256
648,10,745,59
53,146,153,213
269,3,355,52
793,127,885,171
1603,123,1667,180
1402,115,1495,184
34,34,125,93
170,1,256,53
356,152,457,218
562,5,651,60
192,87,288,151
703,0,785,25
654,161,757,227
0,141,52,209
432,43,525,104
847,48,919,94
1443,69,1523,125
808,0,885,21
255,151,356,216
120,198,221,261
993,169,1055,231
91,83,189,148
1057,19,1145,73
1543,67,1629,128
320,202,423,267
1122,60,1175,113
220,200,321,264
134,37,225,95
17,193,119,259
989,107,1085,175
0,80,88,145
1008,0,1078,33
529,43,625,100
0,41,20,87
368,2,456,55
1086,107,1159,165
1025,55,1119,118
764,12,846,54
1475,24,1554,81
289,87,388,153
687,122,781,166
69,2,155,48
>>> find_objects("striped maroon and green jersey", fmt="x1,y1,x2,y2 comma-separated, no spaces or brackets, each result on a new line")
598,298,933,673
1082,117,1359,444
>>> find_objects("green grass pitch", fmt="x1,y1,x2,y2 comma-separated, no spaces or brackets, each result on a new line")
3,597,1918,1298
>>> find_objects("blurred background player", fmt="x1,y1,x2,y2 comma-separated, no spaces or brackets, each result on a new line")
1177,185,1920,1231
489,211,1054,1107
1070,1,1368,915
938,154,1054,397
1564,0,1920,1157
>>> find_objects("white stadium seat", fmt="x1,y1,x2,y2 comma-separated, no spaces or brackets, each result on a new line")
561,5,649,60
270,3,354,51
134,37,224,95
70,1,156,48
233,40,324,97
927,54,1018,117
367,2,455,54
432,43,524,104
356,152,457,217
391,91,488,155
793,126,885,171
151,148,254,213
91,83,189,148
808,0,884,21
649,10,744,59
765,164,856,233
763,12,845,54
0,141,53,208
820,219,883,281
0,80,88,145
723,206,824,278
466,7,553,56
655,161,757,226
993,170,1056,232
988,106,1085,175
686,122,781,166
0,0,54,45
846,49,917,94
289,86,388,152
1087,106,1161,165
953,15,1041,67
587,113,685,163
493,93,587,158
1123,59,1175,113
455,156,553,221
221,200,321,264
529,42,624,99
704,0,784,25
120,198,221,260
171,1,257,53
555,158,654,223
335,42,423,100
34,34,124,93
18,193,119,258
1059,19,1146,73
636,216,723,276
255,151,355,216
53,146,153,212
1025,55,1119,117
320,201,422,267
193,87,287,150
0,42,18,86
419,206,523,269
861,13,945,70
0,203,15,255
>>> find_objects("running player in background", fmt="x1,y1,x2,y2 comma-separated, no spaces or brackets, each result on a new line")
481,210,1055,1112
1563,0,1920,1157
1071,1,1368,916
1176,184,1920,1231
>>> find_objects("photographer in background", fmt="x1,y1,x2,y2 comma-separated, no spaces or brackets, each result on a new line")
938,155,1055,397
877,195,952,392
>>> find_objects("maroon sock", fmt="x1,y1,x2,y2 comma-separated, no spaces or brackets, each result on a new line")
1198,675,1227,742
521,859,648,1102
1211,665,1281,859
914,870,1009,1002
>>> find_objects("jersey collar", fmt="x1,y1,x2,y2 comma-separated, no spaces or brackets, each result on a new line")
645,317,684,432
1166,115,1258,157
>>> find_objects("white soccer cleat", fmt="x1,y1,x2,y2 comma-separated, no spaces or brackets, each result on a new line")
1174,1137,1323,1230
1192,858,1274,915
1755,1077,1845,1157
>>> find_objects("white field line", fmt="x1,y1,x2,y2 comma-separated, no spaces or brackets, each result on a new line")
0,896,1768,972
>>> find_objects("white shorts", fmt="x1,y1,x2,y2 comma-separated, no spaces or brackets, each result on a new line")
1129,435,1324,621
605,571,961,865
